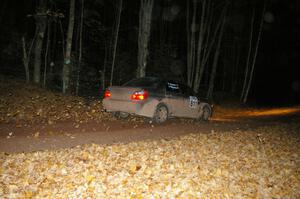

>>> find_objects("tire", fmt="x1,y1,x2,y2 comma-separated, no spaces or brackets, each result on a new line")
153,104,168,123
202,105,211,121
113,111,129,119
119,112,129,119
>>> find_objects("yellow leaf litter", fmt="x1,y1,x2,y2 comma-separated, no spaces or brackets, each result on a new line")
0,125,299,198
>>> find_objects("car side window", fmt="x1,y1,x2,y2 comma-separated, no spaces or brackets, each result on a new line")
166,82,183,96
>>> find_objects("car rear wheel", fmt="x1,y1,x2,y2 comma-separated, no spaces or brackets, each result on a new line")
202,106,211,121
153,104,168,123
113,111,129,119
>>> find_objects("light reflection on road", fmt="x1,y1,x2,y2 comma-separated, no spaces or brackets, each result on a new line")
243,106,300,117
212,106,300,121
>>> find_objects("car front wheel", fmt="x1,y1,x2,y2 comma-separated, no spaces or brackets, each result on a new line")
153,104,168,123
202,106,211,121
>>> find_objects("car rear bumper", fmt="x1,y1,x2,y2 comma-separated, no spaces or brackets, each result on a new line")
102,99,157,118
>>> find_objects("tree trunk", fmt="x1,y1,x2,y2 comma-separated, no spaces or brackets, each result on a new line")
33,0,47,84
231,41,240,93
186,0,197,87
22,37,30,83
43,20,51,87
193,0,207,93
241,8,255,101
63,0,75,94
76,0,84,96
243,2,266,103
206,9,226,99
59,19,65,58
101,42,108,91
110,0,123,86
186,0,224,94
137,0,154,78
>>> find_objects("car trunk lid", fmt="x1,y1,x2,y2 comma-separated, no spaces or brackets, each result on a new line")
106,86,144,101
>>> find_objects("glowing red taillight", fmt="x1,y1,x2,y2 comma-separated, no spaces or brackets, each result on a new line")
131,90,148,101
104,90,111,98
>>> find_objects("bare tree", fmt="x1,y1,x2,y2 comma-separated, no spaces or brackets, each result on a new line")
22,24,39,83
43,19,51,87
186,0,226,94
33,0,47,84
76,0,85,95
110,0,123,86
101,39,109,91
192,0,207,93
22,36,33,83
242,2,266,103
206,7,227,99
241,1,266,103
137,0,154,78
186,0,197,87
63,0,75,94
241,8,255,101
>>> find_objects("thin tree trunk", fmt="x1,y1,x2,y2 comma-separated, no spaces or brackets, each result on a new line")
102,42,108,91
23,29,39,83
241,8,255,101
206,9,226,99
110,0,123,86
63,0,75,94
186,0,191,85
49,21,57,82
193,0,207,93
22,37,30,83
203,0,213,61
243,2,266,103
33,0,47,84
187,0,197,87
137,0,154,78
76,0,84,95
59,19,65,58
43,20,51,87
231,42,240,93
202,12,223,69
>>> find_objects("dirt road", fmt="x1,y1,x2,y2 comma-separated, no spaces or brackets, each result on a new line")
1,111,299,153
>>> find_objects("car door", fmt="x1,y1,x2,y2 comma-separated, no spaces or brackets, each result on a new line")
164,82,184,117
180,84,201,118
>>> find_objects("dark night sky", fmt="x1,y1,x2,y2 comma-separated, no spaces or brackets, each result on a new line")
0,0,299,105
253,0,300,105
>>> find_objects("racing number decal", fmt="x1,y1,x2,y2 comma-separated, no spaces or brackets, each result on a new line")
189,96,198,108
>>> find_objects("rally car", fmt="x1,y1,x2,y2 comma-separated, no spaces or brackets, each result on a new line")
102,77,212,123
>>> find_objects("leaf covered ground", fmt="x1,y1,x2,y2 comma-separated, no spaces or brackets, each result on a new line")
1,77,300,198
0,78,110,125
1,125,300,198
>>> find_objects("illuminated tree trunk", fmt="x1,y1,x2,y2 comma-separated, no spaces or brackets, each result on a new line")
186,0,225,93
186,0,196,87
63,0,75,94
43,20,51,87
207,11,226,99
110,0,123,86
137,0,154,78
33,0,47,84
241,8,255,101
22,37,30,83
242,2,266,103
76,0,84,95
192,0,207,93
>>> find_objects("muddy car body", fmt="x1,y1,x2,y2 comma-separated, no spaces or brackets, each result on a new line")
102,77,212,123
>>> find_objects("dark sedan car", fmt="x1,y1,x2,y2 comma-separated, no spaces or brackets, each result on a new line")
102,77,212,123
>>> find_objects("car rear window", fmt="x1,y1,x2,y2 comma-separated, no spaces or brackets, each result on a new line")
123,77,160,88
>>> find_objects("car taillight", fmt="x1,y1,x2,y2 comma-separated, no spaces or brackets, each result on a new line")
131,90,148,100
104,90,111,98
